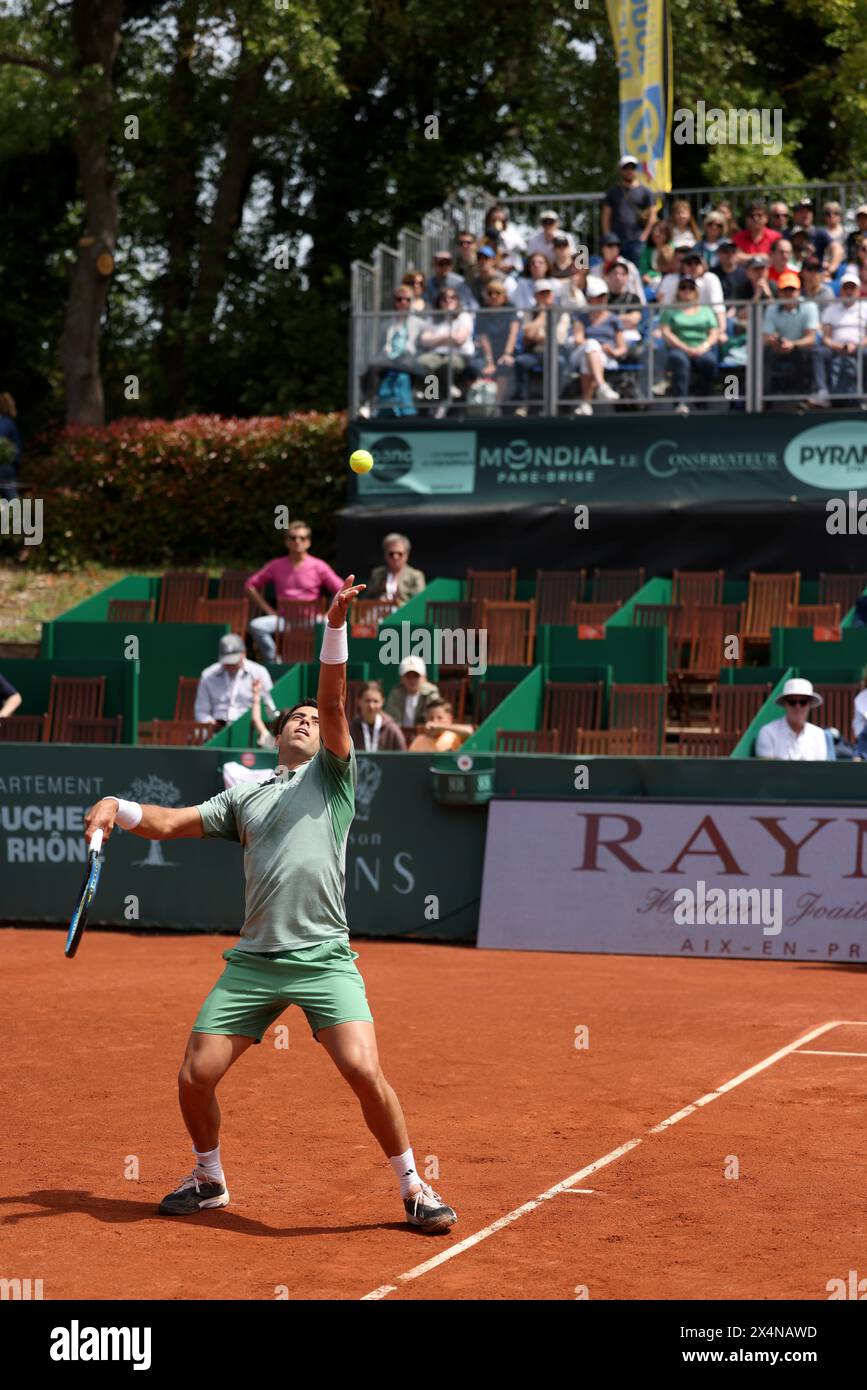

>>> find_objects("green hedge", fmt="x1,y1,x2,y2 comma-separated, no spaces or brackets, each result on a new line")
16,413,349,568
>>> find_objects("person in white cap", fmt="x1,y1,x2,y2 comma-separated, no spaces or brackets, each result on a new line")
383,655,440,731
527,210,576,259
194,634,276,729
755,678,827,761
570,275,625,414
808,272,867,407
601,156,656,267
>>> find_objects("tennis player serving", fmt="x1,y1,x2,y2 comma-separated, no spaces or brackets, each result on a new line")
84,576,457,1234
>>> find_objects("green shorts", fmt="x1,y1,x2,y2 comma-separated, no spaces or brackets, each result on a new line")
192,938,373,1043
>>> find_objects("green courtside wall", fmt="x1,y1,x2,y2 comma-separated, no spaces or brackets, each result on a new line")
771,625,867,670
0,658,138,742
539,623,666,685
462,667,544,751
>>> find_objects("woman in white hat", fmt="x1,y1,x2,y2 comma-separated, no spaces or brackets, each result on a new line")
755,678,826,760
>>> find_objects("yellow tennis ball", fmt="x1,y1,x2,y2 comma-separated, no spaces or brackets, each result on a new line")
349,449,374,474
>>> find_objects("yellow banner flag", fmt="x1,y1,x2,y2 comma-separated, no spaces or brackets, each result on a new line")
605,0,674,192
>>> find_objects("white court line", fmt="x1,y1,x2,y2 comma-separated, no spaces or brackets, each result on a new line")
795,1049,867,1058
361,1019,857,1301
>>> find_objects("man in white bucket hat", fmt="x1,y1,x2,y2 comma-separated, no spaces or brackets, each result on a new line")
755,677,826,761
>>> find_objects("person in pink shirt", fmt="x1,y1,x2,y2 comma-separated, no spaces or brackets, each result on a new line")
246,519,343,661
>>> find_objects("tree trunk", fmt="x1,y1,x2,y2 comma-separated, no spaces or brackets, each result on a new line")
58,0,124,426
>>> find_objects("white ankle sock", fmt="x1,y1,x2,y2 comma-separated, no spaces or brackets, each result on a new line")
194,1145,223,1182
389,1148,420,1198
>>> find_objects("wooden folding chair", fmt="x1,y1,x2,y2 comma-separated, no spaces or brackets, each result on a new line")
277,598,327,630
425,599,474,630
784,603,841,630
141,720,214,746
576,728,639,755
818,573,867,614
495,729,559,754
671,570,725,607
218,569,250,599
535,570,587,626
351,599,398,637
542,681,603,753
608,683,666,754
482,600,536,665
66,715,124,744
0,714,45,742
671,603,745,724
174,676,200,721
669,730,737,757
812,683,858,734
107,599,155,623
196,597,249,634
711,683,771,740
743,571,801,649
436,676,469,722
592,568,645,604
473,680,518,725
633,603,687,670
467,568,516,625
278,629,316,664
157,571,209,623
44,675,105,741
570,600,621,634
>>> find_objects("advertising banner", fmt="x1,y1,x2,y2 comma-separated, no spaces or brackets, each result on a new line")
605,0,674,192
478,799,867,961
351,414,867,505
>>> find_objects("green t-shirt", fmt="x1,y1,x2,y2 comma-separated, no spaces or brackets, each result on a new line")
197,745,357,952
660,303,717,348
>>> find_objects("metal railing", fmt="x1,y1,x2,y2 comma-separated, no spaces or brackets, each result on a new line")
351,180,867,313
349,301,867,419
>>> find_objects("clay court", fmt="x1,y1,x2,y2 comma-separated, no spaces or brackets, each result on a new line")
2,928,865,1301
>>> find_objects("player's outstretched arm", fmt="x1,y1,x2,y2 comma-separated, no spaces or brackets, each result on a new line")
318,573,365,760
85,798,204,846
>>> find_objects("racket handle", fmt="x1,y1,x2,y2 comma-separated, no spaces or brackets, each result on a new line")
89,828,104,856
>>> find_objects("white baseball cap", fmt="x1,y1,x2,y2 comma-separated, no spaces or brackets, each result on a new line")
775,677,822,708
619,155,638,167
840,271,860,287
399,655,426,676
585,275,609,298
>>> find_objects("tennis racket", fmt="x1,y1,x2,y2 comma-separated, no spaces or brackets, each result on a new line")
65,828,104,959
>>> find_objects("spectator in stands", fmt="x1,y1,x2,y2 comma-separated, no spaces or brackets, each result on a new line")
571,276,625,415
821,203,846,277
473,280,520,405
638,219,677,291
755,678,826,761
714,201,736,236
669,199,698,248
768,200,790,235
350,681,407,752
358,285,426,414
716,241,751,301
549,234,579,290
659,277,720,415
384,655,440,729
0,392,22,503
658,250,725,336
408,699,474,753
744,256,774,303
0,670,22,721
249,678,279,750
845,207,867,265
559,263,589,310
592,232,646,302
808,272,867,408
514,281,571,410
493,249,520,299
768,238,797,288
484,203,526,261
851,671,867,760
510,250,554,310
733,203,781,263
601,156,656,267
454,229,478,278
604,259,644,343
786,198,830,264
425,250,477,311
366,532,426,606
401,270,427,312
527,210,575,259
417,287,476,415
468,244,499,303
787,228,813,275
762,273,821,402
843,238,867,298
246,520,343,662
800,257,835,310
694,212,727,270
195,634,276,730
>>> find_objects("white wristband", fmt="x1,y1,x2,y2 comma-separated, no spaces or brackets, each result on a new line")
110,797,143,830
319,622,348,665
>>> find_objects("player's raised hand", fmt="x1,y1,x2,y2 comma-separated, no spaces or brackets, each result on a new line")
85,797,119,845
327,574,366,628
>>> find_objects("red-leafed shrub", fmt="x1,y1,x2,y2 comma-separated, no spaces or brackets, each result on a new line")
19,413,348,567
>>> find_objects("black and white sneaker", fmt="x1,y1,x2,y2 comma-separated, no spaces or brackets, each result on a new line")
158,1168,230,1215
404,1181,457,1234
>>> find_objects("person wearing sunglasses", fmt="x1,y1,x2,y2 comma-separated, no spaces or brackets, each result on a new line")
400,271,427,313
358,286,426,418
365,532,426,607
424,250,477,311
755,679,827,760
